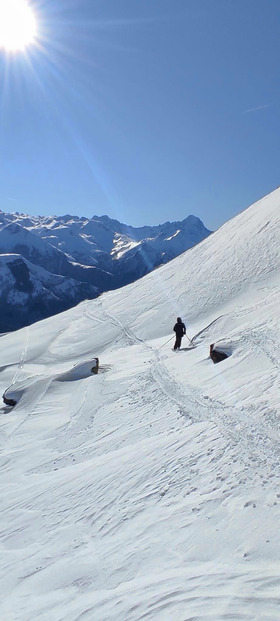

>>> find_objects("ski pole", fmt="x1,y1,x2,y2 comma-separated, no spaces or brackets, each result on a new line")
159,335,174,349
185,333,194,345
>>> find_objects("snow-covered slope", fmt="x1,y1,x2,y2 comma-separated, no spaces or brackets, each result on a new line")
0,189,279,620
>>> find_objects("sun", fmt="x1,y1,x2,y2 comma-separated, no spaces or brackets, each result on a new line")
0,0,37,52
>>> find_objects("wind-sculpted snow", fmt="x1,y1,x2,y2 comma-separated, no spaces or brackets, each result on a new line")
0,189,279,620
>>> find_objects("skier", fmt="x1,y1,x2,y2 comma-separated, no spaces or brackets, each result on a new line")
173,317,186,350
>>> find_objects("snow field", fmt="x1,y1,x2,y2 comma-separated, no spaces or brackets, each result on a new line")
0,189,280,619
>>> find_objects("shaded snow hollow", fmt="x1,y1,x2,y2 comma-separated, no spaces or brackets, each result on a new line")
0,189,280,620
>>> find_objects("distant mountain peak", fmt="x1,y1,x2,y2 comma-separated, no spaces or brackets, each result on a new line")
0,209,211,331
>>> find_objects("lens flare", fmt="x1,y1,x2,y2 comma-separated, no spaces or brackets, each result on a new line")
0,0,37,52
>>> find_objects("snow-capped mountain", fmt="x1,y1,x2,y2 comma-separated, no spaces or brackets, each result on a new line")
0,254,99,332
0,210,211,330
0,189,279,620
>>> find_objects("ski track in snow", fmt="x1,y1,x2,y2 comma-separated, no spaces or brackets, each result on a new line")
1,300,280,621
100,299,280,489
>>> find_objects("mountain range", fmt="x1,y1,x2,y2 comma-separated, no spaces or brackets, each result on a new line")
0,210,211,331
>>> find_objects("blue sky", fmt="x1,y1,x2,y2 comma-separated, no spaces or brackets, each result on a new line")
0,0,280,230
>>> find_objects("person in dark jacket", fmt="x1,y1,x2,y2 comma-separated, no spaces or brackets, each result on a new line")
173,317,186,350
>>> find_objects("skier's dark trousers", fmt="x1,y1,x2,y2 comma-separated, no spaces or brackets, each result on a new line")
173,317,186,350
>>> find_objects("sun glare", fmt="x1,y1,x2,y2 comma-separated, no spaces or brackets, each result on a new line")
0,0,37,52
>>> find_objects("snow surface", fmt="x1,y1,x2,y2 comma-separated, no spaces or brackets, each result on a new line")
0,189,279,620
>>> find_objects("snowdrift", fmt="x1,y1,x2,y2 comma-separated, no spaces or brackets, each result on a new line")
2,358,99,407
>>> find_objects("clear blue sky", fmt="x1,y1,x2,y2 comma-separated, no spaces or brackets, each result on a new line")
1,0,280,230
